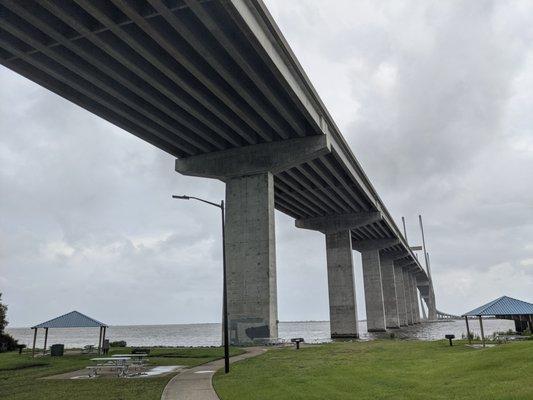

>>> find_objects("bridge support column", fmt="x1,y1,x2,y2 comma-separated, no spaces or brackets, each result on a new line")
403,268,414,325
225,172,277,344
296,212,383,339
361,250,387,332
393,262,408,326
427,285,437,320
353,239,399,333
325,231,359,338
176,135,331,345
380,257,400,329
410,274,420,324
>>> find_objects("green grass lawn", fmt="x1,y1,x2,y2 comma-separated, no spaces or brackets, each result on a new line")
0,346,243,400
214,340,533,400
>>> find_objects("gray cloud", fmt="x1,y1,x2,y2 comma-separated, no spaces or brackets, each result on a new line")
1,0,532,327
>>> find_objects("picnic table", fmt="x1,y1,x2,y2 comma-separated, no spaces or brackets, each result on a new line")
88,357,131,377
112,354,149,373
112,353,148,360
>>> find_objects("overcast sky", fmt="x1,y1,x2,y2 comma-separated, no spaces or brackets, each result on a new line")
1,0,532,328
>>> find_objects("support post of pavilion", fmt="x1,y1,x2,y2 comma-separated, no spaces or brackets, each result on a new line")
42,327,49,355
464,316,471,344
98,326,103,355
479,316,485,348
31,328,37,358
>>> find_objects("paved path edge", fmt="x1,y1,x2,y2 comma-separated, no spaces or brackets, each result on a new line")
161,347,267,400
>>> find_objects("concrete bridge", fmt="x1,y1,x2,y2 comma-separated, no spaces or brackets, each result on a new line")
436,310,461,320
0,0,437,344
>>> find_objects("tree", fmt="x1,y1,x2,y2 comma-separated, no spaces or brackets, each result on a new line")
0,292,18,352
0,292,7,334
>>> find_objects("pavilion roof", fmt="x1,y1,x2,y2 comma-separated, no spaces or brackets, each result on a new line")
463,296,533,317
32,311,107,329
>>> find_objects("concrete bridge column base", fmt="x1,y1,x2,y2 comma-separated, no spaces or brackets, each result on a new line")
361,250,387,332
325,230,359,338
225,172,278,345
380,257,400,329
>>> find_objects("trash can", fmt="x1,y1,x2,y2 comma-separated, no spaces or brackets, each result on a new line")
50,344,64,357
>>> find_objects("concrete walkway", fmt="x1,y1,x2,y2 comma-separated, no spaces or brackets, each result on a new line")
161,347,266,400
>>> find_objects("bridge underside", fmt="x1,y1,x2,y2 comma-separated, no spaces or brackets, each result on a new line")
0,0,435,343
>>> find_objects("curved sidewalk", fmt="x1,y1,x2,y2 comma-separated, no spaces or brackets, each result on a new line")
161,347,266,400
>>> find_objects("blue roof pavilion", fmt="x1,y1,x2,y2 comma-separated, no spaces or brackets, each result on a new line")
462,296,533,347
32,311,107,329
30,311,108,357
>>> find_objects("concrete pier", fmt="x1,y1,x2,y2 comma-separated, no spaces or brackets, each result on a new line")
225,172,278,344
177,136,331,345
380,256,400,328
427,286,438,320
406,273,418,324
296,212,379,339
411,274,421,324
361,250,386,332
403,268,414,325
325,231,358,338
394,263,408,326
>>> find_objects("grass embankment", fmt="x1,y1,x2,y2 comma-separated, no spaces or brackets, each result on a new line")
0,346,243,400
214,340,533,400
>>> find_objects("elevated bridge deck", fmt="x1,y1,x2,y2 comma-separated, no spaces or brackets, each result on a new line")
0,0,436,342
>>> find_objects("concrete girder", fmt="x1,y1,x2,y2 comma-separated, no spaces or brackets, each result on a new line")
95,0,276,142
0,24,202,157
0,0,228,154
353,238,400,252
141,0,292,140
319,155,369,211
395,258,417,268
225,0,327,137
294,211,382,234
380,249,410,261
275,176,337,215
176,135,330,180
293,163,352,213
47,0,258,145
306,160,360,211
185,0,307,137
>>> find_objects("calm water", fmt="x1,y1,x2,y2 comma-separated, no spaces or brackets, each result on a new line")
7,319,514,348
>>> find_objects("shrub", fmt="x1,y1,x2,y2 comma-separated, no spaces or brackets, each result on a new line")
0,333,18,352
109,340,127,347
0,292,8,335
132,348,150,355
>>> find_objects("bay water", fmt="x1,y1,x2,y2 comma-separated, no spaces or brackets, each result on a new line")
7,319,514,348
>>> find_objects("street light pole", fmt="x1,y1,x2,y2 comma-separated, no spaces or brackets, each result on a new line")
220,200,230,374
172,195,230,373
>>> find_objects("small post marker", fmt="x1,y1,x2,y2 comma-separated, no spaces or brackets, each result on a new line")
291,338,304,350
